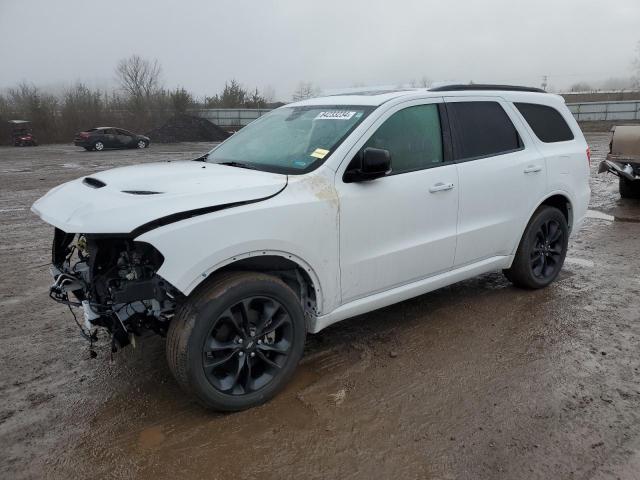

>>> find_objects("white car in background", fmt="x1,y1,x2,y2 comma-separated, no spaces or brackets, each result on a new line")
32,84,590,411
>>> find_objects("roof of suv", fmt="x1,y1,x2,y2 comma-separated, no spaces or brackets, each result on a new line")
289,85,563,108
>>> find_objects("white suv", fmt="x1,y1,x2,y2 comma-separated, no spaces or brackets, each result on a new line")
32,85,590,411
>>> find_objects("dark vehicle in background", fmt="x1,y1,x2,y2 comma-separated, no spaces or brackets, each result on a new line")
598,125,640,198
74,127,150,151
9,120,37,146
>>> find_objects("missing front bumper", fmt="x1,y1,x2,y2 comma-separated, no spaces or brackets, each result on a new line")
598,159,640,182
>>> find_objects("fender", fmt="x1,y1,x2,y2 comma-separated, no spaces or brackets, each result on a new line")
508,190,574,261
180,249,325,315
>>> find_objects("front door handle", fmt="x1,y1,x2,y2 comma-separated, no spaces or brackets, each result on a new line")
429,182,455,193
524,165,543,174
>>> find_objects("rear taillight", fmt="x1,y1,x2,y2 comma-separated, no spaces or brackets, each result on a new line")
586,146,591,167
79,132,90,138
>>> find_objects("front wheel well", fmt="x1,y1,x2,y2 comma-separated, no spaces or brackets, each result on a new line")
199,255,318,319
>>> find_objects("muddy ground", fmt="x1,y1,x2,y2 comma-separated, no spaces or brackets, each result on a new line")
0,135,639,480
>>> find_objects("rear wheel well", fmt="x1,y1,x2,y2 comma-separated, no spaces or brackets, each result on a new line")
202,255,318,319
540,194,572,233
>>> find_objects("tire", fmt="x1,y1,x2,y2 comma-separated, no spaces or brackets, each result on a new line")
166,271,307,411
93,141,104,151
503,206,569,289
137,140,147,149
619,177,640,199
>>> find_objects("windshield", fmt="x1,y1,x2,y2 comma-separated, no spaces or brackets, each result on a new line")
206,105,374,174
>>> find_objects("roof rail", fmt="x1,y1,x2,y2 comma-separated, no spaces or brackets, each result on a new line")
429,84,546,93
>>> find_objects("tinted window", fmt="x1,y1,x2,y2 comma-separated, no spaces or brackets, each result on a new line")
116,128,133,136
449,101,522,160
515,102,574,143
102,128,117,135
362,104,443,174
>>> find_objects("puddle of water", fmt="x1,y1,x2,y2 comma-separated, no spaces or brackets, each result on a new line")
565,257,595,268
0,208,26,213
137,426,165,450
0,168,32,174
613,215,640,224
586,208,640,224
586,210,615,222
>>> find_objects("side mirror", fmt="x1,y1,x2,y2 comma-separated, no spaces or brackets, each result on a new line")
344,147,392,182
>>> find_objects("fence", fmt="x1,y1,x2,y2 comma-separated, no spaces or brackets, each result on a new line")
192,108,272,130
566,100,640,122
192,101,640,131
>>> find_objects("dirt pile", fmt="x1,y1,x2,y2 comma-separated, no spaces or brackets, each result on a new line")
146,114,230,143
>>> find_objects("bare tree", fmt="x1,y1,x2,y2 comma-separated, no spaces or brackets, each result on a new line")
569,81,593,92
170,87,195,114
246,88,266,108
115,55,162,99
6,81,59,141
292,82,319,102
418,76,431,88
261,85,276,103
600,77,635,90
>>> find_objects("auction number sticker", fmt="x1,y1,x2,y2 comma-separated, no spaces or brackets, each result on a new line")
315,111,357,120
310,148,330,159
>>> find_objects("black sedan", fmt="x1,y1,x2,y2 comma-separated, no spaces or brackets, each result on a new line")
74,127,150,151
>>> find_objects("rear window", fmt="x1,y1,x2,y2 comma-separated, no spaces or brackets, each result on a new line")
448,101,522,160
514,103,574,143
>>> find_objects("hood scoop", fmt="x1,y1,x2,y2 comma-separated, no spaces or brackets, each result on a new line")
83,177,106,188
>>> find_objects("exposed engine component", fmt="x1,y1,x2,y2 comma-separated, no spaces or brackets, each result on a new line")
49,228,178,352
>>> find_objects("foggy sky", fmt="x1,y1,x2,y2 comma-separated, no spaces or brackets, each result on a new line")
0,0,638,100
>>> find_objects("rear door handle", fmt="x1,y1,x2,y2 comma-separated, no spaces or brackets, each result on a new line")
429,182,455,193
524,165,543,174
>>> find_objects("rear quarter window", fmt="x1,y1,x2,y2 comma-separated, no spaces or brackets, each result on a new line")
514,102,574,143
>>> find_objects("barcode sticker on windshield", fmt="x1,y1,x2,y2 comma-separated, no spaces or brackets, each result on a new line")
310,148,330,159
315,111,356,120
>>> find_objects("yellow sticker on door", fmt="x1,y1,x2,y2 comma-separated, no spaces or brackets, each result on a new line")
310,148,330,159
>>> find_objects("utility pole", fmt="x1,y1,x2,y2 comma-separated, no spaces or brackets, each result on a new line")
541,75,548,92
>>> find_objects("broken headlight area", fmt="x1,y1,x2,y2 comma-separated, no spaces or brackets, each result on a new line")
49,228,179,352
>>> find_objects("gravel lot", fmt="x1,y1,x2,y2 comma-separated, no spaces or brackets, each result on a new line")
1,135,639,480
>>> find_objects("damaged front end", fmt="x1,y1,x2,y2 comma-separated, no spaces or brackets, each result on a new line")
49,228,179,352
598,157,640,182
598,125,640,183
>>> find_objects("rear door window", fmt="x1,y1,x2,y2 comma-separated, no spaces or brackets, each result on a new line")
448,101,522,161
514,103,574,143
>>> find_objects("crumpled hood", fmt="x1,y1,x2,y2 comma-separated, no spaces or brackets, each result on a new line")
32,161,287,234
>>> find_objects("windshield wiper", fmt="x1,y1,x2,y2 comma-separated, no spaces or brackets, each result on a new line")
193,152,209,162
218,161,259,170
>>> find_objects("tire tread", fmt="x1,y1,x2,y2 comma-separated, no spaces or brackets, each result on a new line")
619,177,640,199
503,206,568,289
165,271,305,411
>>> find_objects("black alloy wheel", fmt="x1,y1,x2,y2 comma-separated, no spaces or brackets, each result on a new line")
202,296,293,395
530,218,564,281
166,272,306,411
504,205,569,289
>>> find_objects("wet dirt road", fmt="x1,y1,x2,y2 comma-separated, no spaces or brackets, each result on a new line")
1,135,639,480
